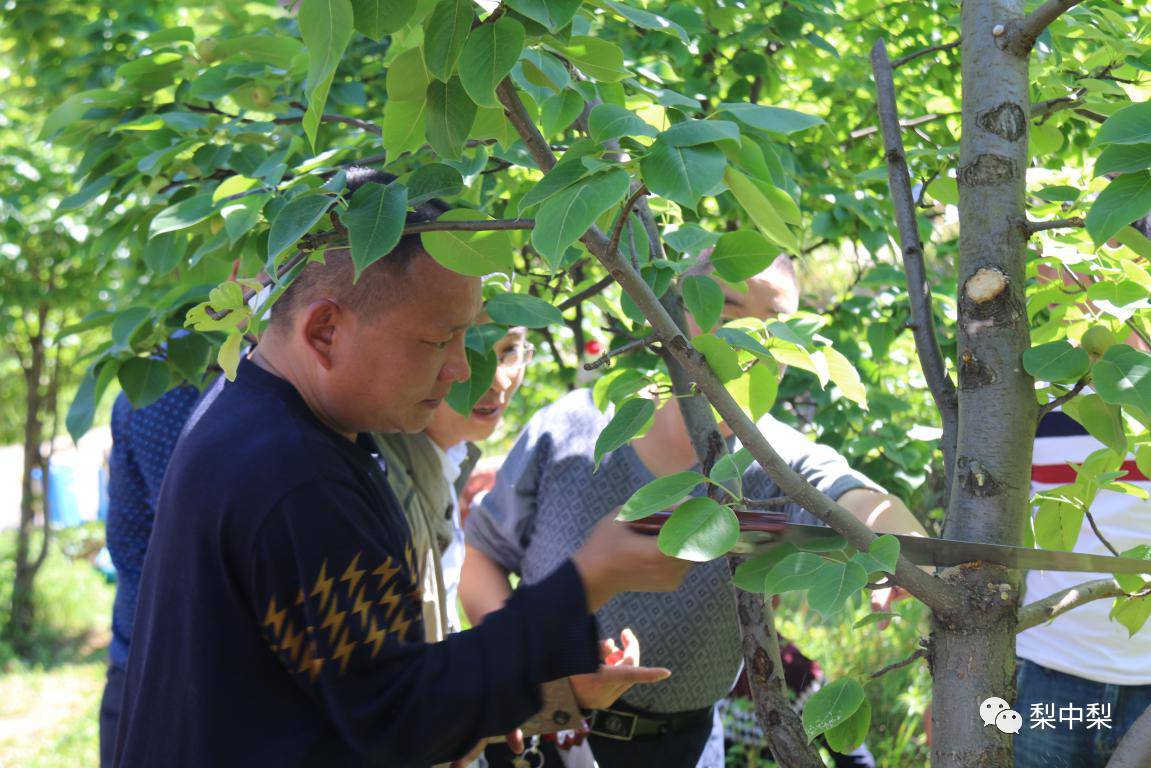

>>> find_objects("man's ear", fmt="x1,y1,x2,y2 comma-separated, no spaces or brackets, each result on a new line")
299,299,342,370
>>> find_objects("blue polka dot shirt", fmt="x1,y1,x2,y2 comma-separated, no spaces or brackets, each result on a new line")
106,386,201,666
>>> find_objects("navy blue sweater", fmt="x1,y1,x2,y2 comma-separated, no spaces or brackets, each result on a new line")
113,358,599,767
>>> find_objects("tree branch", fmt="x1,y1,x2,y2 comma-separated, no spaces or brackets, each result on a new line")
1037,376,1088,418
608,185,649,265
871,38,960,499
401,218,535,234
870,646,929,679
1106,704,1151,768
846,111,957,143
1016,577,1130,634
557,274,615,311
1026,216,1085,234
893,39,960,68
494,74,964,617
582,336,656,371
1084,508,1121,557
1003,0,1085,57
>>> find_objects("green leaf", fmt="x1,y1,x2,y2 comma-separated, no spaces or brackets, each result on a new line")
351,0,415,40
267,193,335,264
1064,394,1127,456
485,292,564,327
732,543,799,592
804,678,866,743
849,535,900,576
1094,102,1151,146
505,0,582,31
150,194,217,238
1110,595,1151,637
1093,344,1151,417
458,18,525,107
550,36,629,82
518,147,599,212
710,447,755,500
682,275,724,334
618,471,707,522
821,346,868,408
1086,172,1151,246
747,360,779,420
168,333,212,384
718,103,826,135
593,397,656,467
764,552,829,595
1115,545,1151,593
531,168,630,269
710,230,779,282
144,232,189,275
692,333,743,382
223,193,271,244
407,163,463,204
593,367,650,410
214,34,306,69
421,209,515,276
447,347,498,414
1023,340,1091,383
1034,490,1085,551
665,224,721,255
423,0,474,81
40,89,120,140
588,104,657,143
111,307,153,351
425,76,477,160
67,361,120,443
725,168,800,251
299,0,356,148
602,1,689,43
342,181,408,280
218,331,244,380
383,98,428,156
660,119,741,148
657,497,739,561
386,46,432,102
1034,185,1081,203
118,357,173,409
640,140,726,210
1116,227,1151,261
807,560,868,617
1095,143,1151,177
540,89,587,136
824,697,871,754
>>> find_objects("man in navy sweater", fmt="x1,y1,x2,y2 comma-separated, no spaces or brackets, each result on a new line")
113,220,690,767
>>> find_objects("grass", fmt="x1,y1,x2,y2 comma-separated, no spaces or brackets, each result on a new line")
0,524,114,768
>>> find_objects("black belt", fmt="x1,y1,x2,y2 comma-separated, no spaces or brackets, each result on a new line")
587,705,713,741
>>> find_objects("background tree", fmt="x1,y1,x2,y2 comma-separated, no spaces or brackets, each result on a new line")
22,0,1151,765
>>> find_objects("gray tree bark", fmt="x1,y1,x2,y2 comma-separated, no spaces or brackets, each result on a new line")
930,1,1038,766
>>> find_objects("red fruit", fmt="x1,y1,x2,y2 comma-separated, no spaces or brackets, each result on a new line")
584,339,604,356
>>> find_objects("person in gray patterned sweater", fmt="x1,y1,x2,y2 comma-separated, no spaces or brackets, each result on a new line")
460,256,928,768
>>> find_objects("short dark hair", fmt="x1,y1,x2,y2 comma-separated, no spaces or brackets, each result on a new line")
269,169,449,329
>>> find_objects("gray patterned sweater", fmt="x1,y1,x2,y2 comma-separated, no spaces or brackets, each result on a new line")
465,389,879,714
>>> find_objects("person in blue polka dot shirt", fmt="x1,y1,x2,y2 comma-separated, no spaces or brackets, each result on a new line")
99,385,202,768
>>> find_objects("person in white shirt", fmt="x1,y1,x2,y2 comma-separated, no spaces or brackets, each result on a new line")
1015,401,1151,767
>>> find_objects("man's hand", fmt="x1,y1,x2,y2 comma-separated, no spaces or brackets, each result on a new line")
570,628,671,710
572,512,693,612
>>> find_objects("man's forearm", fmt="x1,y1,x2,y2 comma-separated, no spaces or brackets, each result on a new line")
837,489,928,537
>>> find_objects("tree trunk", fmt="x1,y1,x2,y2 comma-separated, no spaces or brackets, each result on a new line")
4,306,52,657
931,1,1037,766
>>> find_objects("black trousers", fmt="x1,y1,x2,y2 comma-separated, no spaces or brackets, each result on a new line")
99,663,127,768
587,709,714,768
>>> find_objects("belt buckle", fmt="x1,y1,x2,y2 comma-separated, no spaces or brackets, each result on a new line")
589,709,638,741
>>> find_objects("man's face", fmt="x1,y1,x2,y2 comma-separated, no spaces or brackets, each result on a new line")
328,254,483,434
